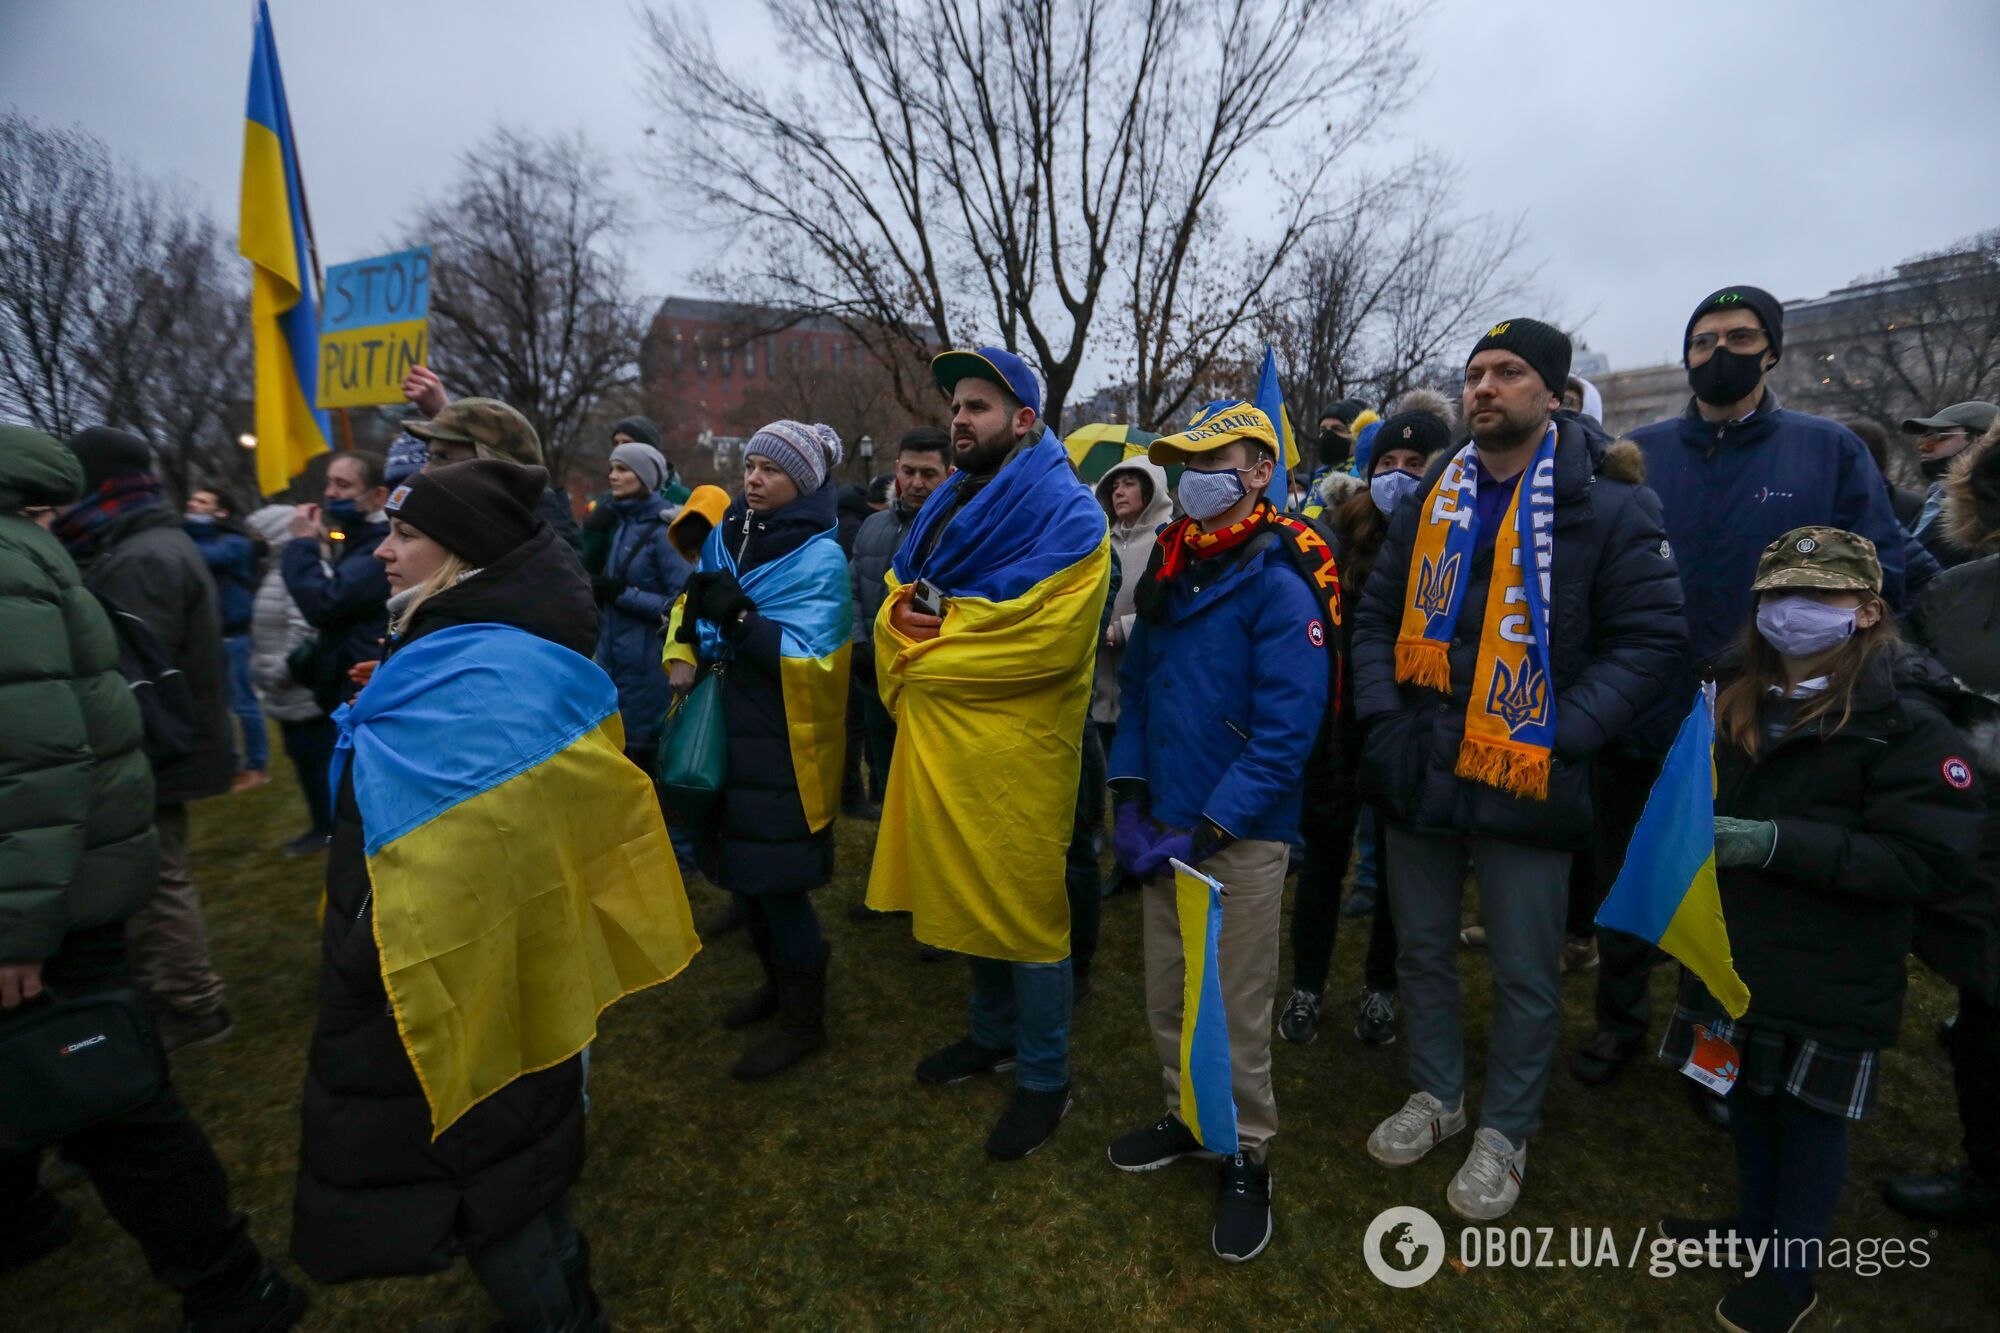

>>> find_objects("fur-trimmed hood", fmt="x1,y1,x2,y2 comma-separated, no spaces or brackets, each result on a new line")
1386,386,1458,433
1601,437,1645,486
1944,420,2000,553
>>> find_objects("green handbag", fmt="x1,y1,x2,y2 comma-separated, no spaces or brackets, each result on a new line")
655,665,727,825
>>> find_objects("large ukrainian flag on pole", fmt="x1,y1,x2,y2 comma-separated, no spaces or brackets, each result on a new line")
867,426,1110,962
1254,345,1300,499
1595,684,1751,1019
333,624,700,1138
239,0,331,496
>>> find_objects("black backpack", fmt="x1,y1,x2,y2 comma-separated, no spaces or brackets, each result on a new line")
92,592,196,768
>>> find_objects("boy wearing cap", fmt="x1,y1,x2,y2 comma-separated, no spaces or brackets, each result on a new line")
1103,400,1338,1263
1351,318,1684,1220
866,347,1110,1162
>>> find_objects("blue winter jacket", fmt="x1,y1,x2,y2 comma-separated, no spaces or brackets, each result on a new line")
594,492,689,752
185,518,258,633
1108,533,1330,843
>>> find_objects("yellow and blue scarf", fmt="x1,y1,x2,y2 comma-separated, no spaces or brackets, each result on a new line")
1395,426,1558,799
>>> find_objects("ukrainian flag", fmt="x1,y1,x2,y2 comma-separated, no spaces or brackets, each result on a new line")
1174,859,1238,1155
866,425,1110,962
333,624,700,1138
1253,345,1300,499
239,0,330,496
1595,685,1751,1019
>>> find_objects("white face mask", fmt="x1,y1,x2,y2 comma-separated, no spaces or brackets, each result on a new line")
1755,595,1858,657
1370,469,1423,515
1177,467,1248,522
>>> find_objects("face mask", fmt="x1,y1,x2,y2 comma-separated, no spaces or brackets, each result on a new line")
185,513,216,526
1370,469,1423,515
1755,595,1858,657
1687,348,1766,407
1919,452,1961,482
1317,429,1351,467
1178,467,1248,522
321,496,361,524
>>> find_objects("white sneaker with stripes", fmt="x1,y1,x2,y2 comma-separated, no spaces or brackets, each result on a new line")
1447,1127,1527,1220
1366,1091,1467,1167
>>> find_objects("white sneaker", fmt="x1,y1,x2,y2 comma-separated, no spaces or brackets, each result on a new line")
1447,1127,1527,1220
1366,1091,1468,1167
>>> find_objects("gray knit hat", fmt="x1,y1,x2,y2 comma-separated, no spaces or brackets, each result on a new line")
610,441,668,493
746,420,843,494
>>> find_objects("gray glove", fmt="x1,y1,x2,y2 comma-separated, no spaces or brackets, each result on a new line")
1713,816,1777,868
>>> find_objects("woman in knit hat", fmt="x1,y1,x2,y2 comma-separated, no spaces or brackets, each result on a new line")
293,457,698,1332
663,420,851,1081
592,440,690,776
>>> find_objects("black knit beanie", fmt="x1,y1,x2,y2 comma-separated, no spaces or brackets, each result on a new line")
65,427,155,490
1683,285,1784,364
1369,409,1454,464
383,458,546,567
1467,318,1571,398
611,415,663,450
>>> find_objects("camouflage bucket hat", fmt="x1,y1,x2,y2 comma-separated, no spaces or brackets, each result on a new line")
1752,526,1881,594
404,397,544,466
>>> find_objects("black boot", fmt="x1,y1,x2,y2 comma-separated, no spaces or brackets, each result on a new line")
702,896,746,937
721,909,779,1030
563,1231,609,1333
731,943,829,1081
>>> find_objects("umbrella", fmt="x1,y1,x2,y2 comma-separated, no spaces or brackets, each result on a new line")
1064,422,1182,488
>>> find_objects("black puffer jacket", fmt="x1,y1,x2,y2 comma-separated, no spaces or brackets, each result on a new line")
703,481,842,895
74,504,234,805
1352,422,1687,849
290,521,599,1283
1711,650,1985,1049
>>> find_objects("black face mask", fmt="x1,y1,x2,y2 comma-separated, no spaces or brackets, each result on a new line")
1919,453,1958,483
1317,429,1351,467
1687,348,1766,407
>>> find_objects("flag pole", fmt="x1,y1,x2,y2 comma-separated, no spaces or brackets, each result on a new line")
284,101,354,453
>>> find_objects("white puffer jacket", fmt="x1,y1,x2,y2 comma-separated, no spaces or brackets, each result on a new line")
245,504,321,723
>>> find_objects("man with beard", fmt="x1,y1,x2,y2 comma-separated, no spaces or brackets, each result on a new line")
1572,286,1918,1094
866,348,1110,1162
1902,399,1998,570
1351,318,1683,1221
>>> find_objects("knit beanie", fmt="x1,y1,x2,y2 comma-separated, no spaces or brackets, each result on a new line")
65,427,155,490
383,458,545,567
746,420,844,494
1467,318,1572,398
611,415,663,450
610,441,668,493
1684,285,1784,364
1369,409,1454,464
384,432,429,488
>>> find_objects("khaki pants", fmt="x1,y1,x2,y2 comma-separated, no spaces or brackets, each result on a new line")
126,803,225,1017
1142,838,1288,1162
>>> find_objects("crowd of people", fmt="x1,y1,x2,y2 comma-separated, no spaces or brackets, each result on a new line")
3,279,1997,1333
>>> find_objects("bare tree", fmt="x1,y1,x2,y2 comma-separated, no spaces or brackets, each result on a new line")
1787,230,2000,434
641,0,1413,427
412,128,643,483
1263,156,1532,416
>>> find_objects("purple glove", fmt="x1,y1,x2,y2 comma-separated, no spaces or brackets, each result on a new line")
1131,831,1195,880
1112,804,1155,874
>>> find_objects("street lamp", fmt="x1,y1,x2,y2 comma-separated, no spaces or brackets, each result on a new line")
238,432,257,450
858,434,874,476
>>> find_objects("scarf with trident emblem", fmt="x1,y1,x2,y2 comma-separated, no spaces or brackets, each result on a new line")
1394,426,1559,799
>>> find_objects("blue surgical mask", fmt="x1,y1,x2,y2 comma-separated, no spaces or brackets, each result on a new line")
1177,467,1248,522
321,496,361,523
1370,469,1423,515
184,513,216,526
1755,595,1858,657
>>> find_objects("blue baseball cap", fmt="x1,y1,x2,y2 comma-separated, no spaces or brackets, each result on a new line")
931,346,1041,419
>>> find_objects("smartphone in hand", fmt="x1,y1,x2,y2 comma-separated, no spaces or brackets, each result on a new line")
911,578,947,620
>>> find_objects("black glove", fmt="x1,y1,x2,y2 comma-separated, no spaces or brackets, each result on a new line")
683,571,756,632
582,498,620,534
591,575,622,605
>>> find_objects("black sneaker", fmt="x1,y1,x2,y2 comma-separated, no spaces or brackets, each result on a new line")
1354,988,1398,1046
915,1037,1016,1085
182,1264,308,1333
1882,1166,2000,1224
151,1001,235,1054
1107,1115,1208,1172
1212,1153,1273,1263
1715,1272,1817,1333
986,1084,1072,1161
1568,1030,1638,1086
1277,988,1321,1045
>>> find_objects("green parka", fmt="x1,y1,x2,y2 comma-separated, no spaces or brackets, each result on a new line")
0,424,157,964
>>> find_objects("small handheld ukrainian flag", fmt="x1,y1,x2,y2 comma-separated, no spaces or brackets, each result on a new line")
1595,684,1751,1019
1172,858,1238,1155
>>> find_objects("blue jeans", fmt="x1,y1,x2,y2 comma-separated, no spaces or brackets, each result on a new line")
223,635,267,771
1730,1090,1849,1302
968,956,1072,1092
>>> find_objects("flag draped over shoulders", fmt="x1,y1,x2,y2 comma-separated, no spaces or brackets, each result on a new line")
868,429,1111,963
333,623,699,1137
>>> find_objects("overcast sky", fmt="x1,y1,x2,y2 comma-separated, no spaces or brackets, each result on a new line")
7,0,1999,384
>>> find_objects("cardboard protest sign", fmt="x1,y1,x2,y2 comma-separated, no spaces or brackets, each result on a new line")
319,246,431,408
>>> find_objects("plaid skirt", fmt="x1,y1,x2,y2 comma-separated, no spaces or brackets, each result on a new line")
1658,973,1878,1122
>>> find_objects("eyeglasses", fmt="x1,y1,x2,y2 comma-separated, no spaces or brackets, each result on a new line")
1688,328,1768,356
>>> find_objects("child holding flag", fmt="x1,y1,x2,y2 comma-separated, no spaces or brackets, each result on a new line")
1658,528,1981,1333
1104,400,1338,1264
